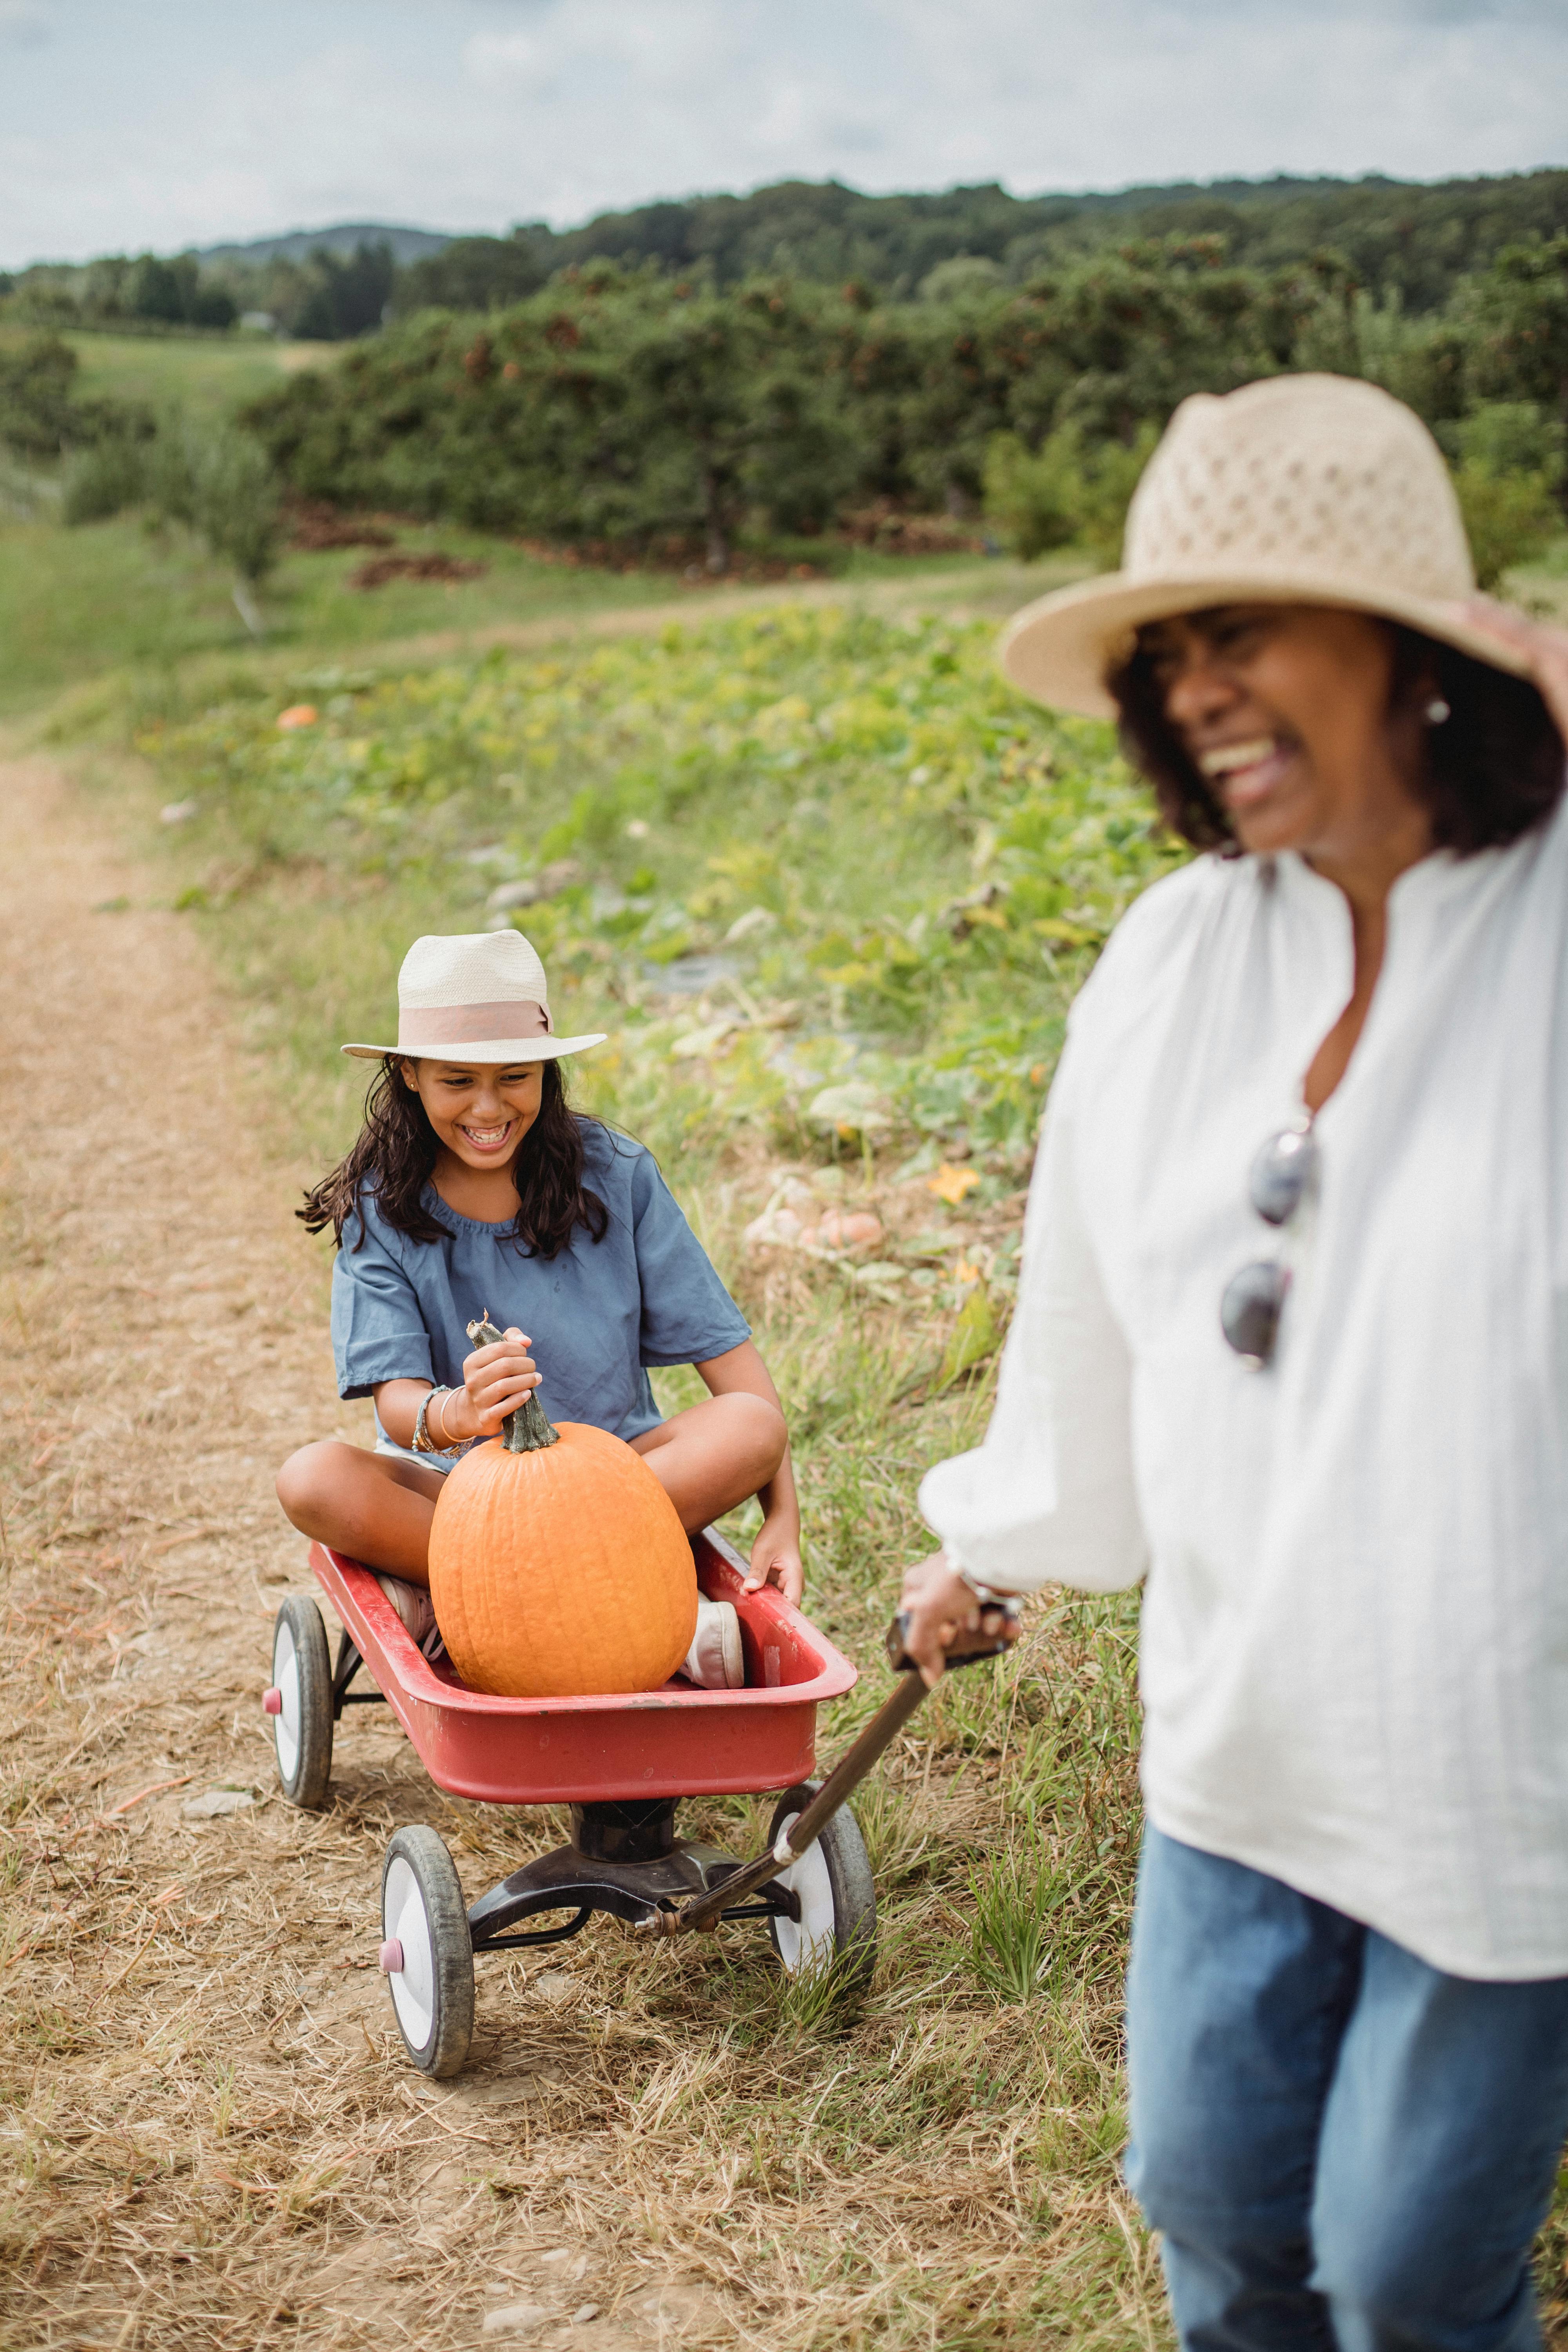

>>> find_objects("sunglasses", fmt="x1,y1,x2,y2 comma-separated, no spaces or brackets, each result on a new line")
1220,1116,1319,1368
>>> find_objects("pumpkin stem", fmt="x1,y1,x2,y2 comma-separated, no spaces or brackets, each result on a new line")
466,1312,559,1454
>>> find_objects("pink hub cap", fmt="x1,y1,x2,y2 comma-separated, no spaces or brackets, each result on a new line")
379,1939,405,1975
262,1687,283,1715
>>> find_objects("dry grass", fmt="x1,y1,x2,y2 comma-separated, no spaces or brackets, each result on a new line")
0,744,1165,2348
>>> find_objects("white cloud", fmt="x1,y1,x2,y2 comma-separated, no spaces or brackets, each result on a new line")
0,0,1564,267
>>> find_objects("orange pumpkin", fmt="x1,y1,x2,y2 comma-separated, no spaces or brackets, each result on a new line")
428,1320,697,1698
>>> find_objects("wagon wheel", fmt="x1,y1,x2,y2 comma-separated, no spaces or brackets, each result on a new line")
379,1826,475,2078
267,1594,333,1810
764,1782,877,1990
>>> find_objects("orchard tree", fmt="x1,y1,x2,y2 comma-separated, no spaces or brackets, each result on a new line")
1465,235,1568,508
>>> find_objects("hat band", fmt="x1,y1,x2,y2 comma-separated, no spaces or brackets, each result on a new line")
397,998,552,1051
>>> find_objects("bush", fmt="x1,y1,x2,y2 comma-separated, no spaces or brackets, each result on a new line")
0,332,79,456
1454,464,1562,590
983,422,1157,568
62,432,148,524
1448,398,1564,589
193,426,281,584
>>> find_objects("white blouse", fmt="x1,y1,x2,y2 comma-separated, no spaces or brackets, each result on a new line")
920,792,1568,1979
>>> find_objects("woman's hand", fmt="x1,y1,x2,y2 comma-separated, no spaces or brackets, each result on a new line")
1455,598,1568,749
448,1326,541,1441
898,1550,999,1690
743,1515,805,1607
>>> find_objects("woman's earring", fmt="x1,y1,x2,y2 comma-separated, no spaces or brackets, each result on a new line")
1425,697,1451,725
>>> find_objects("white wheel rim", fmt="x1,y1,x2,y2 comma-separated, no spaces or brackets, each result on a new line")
383,1857,437,2053
771,1811,837,1974
272,1622,302,1783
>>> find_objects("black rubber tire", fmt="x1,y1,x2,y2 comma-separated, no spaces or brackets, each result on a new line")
270,1594,333,1810
380,1826,475,2079
765,1782,877,1991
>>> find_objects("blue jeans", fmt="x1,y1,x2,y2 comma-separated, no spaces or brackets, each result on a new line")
1125,1828,1568,2352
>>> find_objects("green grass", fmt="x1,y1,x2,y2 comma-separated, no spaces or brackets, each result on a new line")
52,591,1165,2338
0,324,327,420
0,482,1043,717
43,536,1568,2343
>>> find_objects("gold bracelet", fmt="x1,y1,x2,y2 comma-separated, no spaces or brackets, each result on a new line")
434,1386,464,1449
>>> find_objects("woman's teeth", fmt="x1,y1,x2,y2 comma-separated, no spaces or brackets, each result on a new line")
461,1123,511,1148
1199,736,1279,778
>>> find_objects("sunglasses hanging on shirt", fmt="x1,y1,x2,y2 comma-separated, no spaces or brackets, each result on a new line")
1220,1115,1319,1369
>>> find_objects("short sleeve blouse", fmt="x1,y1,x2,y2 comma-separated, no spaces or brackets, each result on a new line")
330,1123,750,1441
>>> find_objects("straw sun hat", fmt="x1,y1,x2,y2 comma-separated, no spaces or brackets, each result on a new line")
1000,372,1535,719
341,931,606,1063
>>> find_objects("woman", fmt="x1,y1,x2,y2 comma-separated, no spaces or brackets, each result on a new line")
900,374,1568,2349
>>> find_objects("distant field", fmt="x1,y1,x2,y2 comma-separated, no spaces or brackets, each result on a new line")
0,326,328,419
0,493,1044,715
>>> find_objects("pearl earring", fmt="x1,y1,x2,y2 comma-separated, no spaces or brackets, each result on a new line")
1425,697,1451,725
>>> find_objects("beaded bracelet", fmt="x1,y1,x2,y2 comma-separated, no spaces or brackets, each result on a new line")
412,1387,463,1456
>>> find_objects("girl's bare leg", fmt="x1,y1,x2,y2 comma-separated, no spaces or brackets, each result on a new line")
630,1393,786,1533
278,1394,785,1582
275,1443,445,1585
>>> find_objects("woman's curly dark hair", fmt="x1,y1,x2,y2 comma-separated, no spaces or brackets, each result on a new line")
1108,615,1565,857
299,1056,609,1258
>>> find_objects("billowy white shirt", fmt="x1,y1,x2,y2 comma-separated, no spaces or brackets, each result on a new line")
920,796,1568,1979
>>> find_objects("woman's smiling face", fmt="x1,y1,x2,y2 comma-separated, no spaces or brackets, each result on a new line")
1139,603,1432,862
399,1058,544,1171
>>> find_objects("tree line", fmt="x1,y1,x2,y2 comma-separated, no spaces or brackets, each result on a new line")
4,169,1566,342
234,235,1567,581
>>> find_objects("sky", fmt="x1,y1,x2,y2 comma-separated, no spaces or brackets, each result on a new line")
2,0,1566,270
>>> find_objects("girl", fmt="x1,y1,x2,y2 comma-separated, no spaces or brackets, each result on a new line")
276,929,801,1689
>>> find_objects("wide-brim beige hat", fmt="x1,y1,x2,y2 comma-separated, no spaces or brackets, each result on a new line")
1000,373,1536,719
342,930,606,1063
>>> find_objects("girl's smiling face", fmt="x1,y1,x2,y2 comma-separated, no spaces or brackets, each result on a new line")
399,1058,544,1172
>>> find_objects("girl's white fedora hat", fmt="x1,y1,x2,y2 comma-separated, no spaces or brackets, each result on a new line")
342,931,607,1064
1000,372,1536,719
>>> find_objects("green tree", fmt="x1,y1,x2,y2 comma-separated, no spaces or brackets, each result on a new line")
294,241,396,340
0,333,79,454
984,421,1156,566
1465,236,1568,508
128,253,187,323
394,235,549,316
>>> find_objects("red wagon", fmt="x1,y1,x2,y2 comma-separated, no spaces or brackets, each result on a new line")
262,1528,868,2078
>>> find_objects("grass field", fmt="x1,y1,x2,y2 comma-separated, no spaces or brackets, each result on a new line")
0,592,1173,2345
0,483,1047,718
0,323,327,418
7,365,1568,2336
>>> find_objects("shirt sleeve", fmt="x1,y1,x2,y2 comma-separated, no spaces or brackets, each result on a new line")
627,1151,753,1368
330,1205,436,1401
917,1050,1148,1597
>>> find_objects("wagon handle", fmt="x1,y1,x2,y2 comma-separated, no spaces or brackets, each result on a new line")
642,1602,1020,1939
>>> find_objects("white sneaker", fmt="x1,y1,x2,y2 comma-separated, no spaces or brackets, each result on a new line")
374,1574,442,1656
682,1597,744,1690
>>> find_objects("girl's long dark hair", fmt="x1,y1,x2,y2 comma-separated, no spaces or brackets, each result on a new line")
299,1057,609,1258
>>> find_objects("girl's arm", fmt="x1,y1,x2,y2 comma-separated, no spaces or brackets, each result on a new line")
694,1340,803,1604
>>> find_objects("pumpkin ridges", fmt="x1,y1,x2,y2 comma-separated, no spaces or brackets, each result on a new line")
428,1421,698,1699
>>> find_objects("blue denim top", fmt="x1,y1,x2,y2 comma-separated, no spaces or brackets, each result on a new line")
330,1123,750,1442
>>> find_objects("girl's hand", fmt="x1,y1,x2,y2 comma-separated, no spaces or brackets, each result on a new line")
743,1517,804,1607
450,1326,541,1440
1454,598,1568,748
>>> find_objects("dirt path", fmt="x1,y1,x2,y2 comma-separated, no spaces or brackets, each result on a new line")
0,757,737,2350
